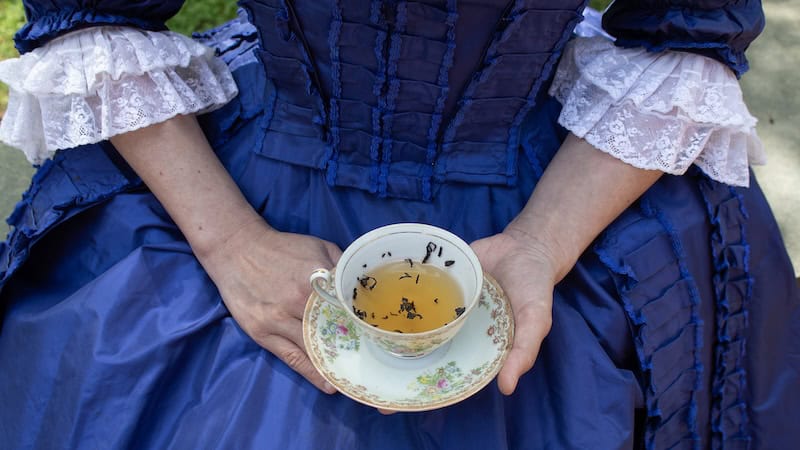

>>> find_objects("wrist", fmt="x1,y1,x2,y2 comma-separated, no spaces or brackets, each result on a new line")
190,208,272,265
502,221,574,283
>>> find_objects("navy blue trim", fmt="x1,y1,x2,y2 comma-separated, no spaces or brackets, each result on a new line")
422,0,457,202
614,38,749,78
641,197,704,449
14,7,166,54
324,0,344,187
368,0,388,194
503,1,587,186
697,175,753,448
238,0,589,201
595,193,707,450
377,1,408,198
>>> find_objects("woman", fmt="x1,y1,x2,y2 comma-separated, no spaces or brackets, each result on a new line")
0,0,797,448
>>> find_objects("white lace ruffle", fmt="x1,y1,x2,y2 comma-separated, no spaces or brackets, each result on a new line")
0,26,238,164
549,36,764,187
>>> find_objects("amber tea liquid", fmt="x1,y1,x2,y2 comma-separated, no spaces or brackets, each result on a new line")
351,260,464,333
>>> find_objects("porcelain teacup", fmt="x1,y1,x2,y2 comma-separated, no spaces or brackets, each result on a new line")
310,223,483,359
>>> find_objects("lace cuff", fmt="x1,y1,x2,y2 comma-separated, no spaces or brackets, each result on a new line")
549,36,764,187
0,26,238,164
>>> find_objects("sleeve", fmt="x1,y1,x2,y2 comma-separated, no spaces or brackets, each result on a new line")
602,0,765,78
0,1,238,164
13,0,188,54
547,2,765,187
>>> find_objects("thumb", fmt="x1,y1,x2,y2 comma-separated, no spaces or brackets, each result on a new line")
497,301,551,395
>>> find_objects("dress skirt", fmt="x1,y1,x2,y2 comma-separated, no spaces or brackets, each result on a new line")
1,18,798,450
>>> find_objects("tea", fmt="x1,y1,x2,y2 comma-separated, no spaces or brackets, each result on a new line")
351,260,464,333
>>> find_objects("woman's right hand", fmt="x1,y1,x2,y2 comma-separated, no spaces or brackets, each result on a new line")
110,115,342,394
199,218,342,394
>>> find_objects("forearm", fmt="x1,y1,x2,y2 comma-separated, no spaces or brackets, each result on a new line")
109,114,265,259
110,114,340,393
507,133,663,281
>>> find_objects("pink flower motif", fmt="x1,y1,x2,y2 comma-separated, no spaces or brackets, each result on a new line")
487,325,495,336
336,324,348,335
437,378,449,389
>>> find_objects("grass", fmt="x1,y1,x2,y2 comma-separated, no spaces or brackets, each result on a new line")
589,0,612,11
167,2,239,36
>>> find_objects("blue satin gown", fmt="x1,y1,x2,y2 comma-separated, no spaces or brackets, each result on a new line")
1,1,798,448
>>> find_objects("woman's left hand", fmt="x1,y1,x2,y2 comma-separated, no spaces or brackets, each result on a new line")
377,230,556,414
469,135,662,396
471,229,560,395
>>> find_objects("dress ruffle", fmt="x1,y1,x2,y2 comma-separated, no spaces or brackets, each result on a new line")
697,176,754,447
593,169,762,449
595,183,709,449
0,143,143,287
549,36,764,187
0,26,238,164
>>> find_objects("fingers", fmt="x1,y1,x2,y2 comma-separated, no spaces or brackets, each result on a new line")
470,234,517,272
266,313,337,395
271,315,306,348
470,232,558,396
470,237,499,272
270,316,401,413
497,303,551,395
283,288,311,319
262,334,337,394
323,240,344,264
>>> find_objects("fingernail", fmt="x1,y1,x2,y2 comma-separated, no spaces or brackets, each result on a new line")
324,382,337,394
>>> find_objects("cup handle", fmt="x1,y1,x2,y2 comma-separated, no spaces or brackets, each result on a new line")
310,269,343,308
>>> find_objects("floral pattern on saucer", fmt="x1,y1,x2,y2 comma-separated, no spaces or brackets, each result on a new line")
408,361,492,402
304,273,514,412
318,306,361,363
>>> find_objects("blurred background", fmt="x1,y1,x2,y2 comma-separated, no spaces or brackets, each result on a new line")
0,0,797,274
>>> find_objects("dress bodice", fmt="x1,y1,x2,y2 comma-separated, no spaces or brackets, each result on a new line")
13,0,765,201
237,0,586,199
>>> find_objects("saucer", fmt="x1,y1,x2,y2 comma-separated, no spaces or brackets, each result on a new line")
303,273,514,412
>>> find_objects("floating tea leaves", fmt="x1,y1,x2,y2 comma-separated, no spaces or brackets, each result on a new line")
351,260,464,333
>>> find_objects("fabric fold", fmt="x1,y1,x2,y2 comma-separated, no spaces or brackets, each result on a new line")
0,26,238,164
549,36,764,187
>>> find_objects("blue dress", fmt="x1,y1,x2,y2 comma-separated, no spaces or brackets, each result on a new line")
1,1,798,448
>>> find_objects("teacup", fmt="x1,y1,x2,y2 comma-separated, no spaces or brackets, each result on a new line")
310,223,483,359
